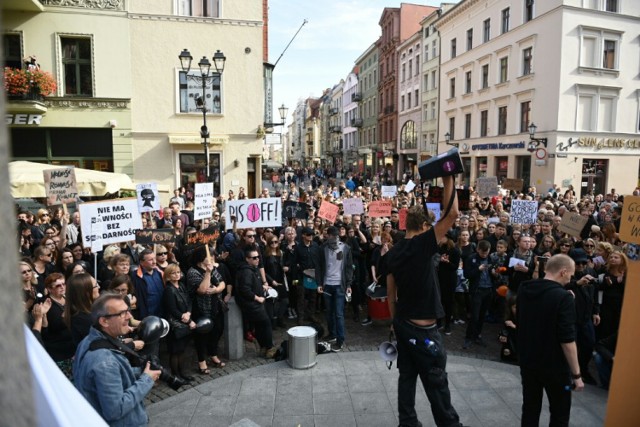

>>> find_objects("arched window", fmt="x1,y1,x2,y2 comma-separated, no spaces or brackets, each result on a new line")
400,120,417,149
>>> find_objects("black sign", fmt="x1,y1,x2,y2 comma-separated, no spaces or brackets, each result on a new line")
185,226,220,246
283,201,309,219
426,187,470,212
135,229,177,245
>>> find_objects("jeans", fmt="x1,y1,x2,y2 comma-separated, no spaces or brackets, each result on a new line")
323,285,345,343
520,367,572,427
465,287,493,340
394,318,461,427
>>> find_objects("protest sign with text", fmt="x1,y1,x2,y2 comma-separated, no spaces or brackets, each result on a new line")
369,200,393,217
317,201,339,223
283,201,309,219
381,185,397,198
224,198,282,229
136,183,160,213
502,178,524,192
510,200,538,224
618,196,640,244
558,211,589,238
342,198,364,215
43,167,78,206
79,198,142,248
194,182,215,220
405,180,416,193
135,229,177,245
426,203,441,223
476,177,499,198
185,227,220,246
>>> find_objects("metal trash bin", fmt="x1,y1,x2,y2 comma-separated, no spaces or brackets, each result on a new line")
287,326,317,369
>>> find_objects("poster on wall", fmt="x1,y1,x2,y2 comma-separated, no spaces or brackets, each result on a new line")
224,198,282,229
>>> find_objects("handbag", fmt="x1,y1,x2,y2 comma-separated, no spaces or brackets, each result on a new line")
169,318,191,339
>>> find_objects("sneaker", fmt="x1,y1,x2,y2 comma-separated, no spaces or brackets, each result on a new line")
287,309,295,319
443,326,452,336
462,339,472,349
324,335,337,343
474,337,487,347
360,317,373,326
454,319,466,325
333,342,343,352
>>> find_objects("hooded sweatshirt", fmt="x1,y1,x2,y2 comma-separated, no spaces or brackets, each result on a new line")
517,278,576,374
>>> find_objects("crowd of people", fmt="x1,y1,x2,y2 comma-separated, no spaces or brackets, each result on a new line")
18,168,633,425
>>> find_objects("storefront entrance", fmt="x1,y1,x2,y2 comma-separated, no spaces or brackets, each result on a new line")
581,159,607,197
495,156,508,183
179,153,221,196
516,156,531,190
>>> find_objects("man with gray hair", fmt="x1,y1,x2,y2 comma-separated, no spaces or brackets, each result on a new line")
74,293,161,426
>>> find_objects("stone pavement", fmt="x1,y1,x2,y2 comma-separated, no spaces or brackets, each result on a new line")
147,351,608,427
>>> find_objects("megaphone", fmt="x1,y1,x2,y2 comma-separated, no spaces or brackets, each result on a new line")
379,340,398,369
418,147,464,180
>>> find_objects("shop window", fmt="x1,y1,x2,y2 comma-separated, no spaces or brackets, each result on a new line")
61,37,93,96
477,157,488,178
177,0,220,17
3,33,22,69
496,156,508,181
179,153,221,196
179,70,222,114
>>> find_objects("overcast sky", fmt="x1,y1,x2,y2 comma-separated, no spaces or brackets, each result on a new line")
268,0,442,126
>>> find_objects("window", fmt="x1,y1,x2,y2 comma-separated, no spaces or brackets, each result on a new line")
576,85,619,131
61,37,93,96
525,0,534,22
498,106,508,135
401,95,405,111
520,101,531,133
450,77,456,98
465,113,472,138
408,92,412,109
579,27,622,71
423,104,429,121
467,29,473,51
415,55,420,71
424,74,429,91
400,120,417,149
483,19,491,43
522,47,533,75
431,101,436,120
481,64,489,89
177,0,220,17
465,71,472,94
179,70,222,113
431,70,437,89
425,45,429,62
179,153,221,195
451,38,457,58
414,89,419,107
449,117,455,140
480,110,488,136
501,8,510,34
3,33,22,69
408,59,413,77
432,40,437,58
499,57,508,83
605,0,618,12
402,63,406,81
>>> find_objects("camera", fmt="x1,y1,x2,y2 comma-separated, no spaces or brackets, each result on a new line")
139,354,187,391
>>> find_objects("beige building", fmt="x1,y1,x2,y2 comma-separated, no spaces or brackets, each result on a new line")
4,0,266,200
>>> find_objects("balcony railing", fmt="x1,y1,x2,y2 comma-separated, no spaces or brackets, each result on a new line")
351,118,363,127
330,125,342,133
384,105,395,115
329,107,339,115
351,93,362,102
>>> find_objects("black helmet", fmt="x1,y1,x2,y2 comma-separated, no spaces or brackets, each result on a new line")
138,316,170,343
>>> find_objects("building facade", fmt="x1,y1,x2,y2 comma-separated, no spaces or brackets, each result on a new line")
436,0,640,195
397,30,422,180
354,43,378,174
342,71,359,172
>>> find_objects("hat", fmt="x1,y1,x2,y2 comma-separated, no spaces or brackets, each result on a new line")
538,208,547,215
570,248,589,263
301,227,314,235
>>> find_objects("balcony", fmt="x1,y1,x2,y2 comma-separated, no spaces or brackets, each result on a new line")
329,107,339,115
330,125,342,133
384,105,395,115
351,118,363,128
351,93,362,102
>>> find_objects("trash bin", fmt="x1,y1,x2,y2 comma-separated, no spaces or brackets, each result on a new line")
287,326,317,369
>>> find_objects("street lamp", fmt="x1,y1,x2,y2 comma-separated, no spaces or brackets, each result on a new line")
527,122,548,153
264,103,289,129
445,132,459,148
178,48,226,182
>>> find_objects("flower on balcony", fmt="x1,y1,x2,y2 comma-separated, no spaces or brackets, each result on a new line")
4,67,57,97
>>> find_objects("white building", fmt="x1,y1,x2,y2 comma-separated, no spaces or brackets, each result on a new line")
436,0,640,196
342,71,359,171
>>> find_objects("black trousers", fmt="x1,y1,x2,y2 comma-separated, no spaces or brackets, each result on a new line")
394,318,461,427
520,367,572,427
245,305,273,349
465,287,493,340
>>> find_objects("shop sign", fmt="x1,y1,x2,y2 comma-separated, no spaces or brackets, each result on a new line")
557,136,640,152
471,141,525,151
6,114,43,125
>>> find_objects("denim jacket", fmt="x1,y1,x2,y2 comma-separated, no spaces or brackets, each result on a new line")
73,327,154,427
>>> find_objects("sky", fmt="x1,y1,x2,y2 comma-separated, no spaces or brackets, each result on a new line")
267,0,442,126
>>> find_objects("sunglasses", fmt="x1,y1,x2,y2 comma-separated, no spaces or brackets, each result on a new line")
157,252,168,256
584,244,594,248
246,234,256,238
21,269,32,274
247,256,260,260
270,241,279,245
576,261,588,265
53,283,65,289
41,213,50,217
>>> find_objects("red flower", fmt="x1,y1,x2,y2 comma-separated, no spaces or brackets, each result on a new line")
4,67,57,96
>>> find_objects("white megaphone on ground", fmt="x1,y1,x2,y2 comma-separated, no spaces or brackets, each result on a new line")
379,339,398,369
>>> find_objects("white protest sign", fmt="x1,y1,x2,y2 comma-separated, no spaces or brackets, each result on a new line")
381,185,397,198
43,167,78,206
510,200,538,224
224,198,282,230
136,183,160,213
343,198,364,215
405,180,416,193
194,182,215,220
79,198,142,248
476,176,499,198
426,203,441,223
90,216,104,252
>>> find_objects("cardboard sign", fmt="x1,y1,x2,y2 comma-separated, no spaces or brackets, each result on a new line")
618,195,640,244
194,182,215,220
317,200,339,223
405,180,416,193
43,167,78,206
476,177,499,198
369,200,392,217
399,208,407,230
381,185,397,198
510,200,538,224
79,198,142,248
224,198,282,230
342,198,364,215
426,203,441,223
135,229,177,245
136,183,160,213
283,201,308,219
502,178,524,192
558,211,589,238
185,227,220,246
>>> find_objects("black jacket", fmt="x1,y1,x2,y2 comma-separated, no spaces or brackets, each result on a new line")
293,240,321,281
235,264,265,316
